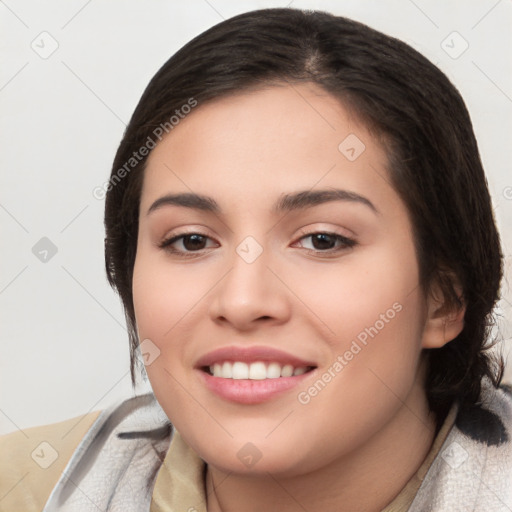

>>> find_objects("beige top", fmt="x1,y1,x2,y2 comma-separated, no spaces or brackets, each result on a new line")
0,405,457,512
0,410,101,512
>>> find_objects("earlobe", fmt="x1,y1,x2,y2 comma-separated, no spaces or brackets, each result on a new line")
421,280,465,349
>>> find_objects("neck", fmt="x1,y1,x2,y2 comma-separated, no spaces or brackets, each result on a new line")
206,378,437,512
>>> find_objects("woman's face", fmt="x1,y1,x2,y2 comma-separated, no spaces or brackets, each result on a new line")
133,83,435,476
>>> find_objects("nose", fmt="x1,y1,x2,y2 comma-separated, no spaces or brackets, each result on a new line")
208,243,292,331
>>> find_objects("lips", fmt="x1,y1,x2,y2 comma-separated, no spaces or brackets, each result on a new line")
195,346,317,404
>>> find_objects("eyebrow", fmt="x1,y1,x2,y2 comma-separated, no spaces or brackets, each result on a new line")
147,188,378,216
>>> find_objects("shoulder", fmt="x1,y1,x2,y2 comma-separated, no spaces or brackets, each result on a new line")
410,380,512,511
0,394,169,512
37,393,171,511
0,410,101,512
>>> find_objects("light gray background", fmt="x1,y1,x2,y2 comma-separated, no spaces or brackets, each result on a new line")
1,0,511,435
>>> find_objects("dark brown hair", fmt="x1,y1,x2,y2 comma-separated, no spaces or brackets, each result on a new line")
104,8,503,421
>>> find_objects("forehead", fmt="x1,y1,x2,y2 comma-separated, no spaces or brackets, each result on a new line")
147,82,376,161
141,83,396,217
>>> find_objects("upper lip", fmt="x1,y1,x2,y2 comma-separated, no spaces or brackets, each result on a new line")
195,346,316,369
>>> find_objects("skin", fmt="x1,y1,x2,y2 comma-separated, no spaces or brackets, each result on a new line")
133,83,465,511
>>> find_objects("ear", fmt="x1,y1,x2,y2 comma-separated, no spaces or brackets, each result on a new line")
421,276,465,349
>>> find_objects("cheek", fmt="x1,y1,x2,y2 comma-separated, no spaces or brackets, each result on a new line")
131,247,218,400
309,248,421,398
132,247,210,342
293,241,423,344
294,240,426,399
132,252,202,429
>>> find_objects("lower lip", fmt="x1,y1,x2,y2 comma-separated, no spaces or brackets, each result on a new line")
198,370,314,404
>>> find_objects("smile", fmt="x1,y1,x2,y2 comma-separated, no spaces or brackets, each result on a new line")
207,361,313,379
195,346,317,404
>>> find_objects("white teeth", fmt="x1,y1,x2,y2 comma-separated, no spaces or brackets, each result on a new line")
210,361,310,379
232,362,249,379
248,361,267,380
222,361,233,378
266,362,282,379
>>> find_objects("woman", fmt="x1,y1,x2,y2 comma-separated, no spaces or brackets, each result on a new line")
2,7,510,512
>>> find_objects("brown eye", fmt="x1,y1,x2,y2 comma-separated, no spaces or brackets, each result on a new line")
179,234,208,251
297,232,355,252
159,232,218,258
310,233,338,250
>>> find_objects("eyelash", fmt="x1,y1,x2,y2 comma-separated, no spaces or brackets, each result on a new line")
158,230,356,259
